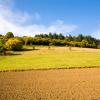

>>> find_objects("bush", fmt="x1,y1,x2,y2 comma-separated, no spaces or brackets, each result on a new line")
6,38,23,51
0,39,6,55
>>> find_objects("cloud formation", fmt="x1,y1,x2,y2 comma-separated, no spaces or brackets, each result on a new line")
0,0,78,36
91,30,100,39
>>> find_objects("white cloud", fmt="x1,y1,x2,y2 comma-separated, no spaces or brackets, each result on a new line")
0,0,78,36
0,0,35,25
91,30,100,39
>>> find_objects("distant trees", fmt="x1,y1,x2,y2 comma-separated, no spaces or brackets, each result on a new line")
33,33,99,48
35,33,65,40
66,35,73,42
3,32,100,49
0,32,100,54
76,34,84,42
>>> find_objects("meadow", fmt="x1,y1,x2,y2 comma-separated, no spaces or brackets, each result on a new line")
0,46,100,71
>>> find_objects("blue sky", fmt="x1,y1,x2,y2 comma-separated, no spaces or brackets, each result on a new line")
0,0,100,38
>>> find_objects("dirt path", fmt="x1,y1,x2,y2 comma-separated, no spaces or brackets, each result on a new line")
0,68,100,100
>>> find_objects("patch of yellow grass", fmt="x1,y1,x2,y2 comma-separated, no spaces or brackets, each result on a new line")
0,46,100,71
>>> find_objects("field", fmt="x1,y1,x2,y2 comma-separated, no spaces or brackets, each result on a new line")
0,68,100,100
0,46,100,71
1,47,100,100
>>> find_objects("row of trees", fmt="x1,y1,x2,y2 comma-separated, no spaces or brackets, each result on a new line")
0,32,100,55
26,33,100,48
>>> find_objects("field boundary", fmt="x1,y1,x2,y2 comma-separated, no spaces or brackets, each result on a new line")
0,66,100,72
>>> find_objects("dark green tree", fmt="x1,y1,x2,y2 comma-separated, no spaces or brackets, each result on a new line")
5,32,14,39
76,34,84,42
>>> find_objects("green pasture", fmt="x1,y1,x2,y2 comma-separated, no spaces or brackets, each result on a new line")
0,46,100,71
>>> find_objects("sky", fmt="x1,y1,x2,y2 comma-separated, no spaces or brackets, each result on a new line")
0,0,100,38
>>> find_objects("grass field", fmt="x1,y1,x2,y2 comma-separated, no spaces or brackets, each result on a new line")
0,46,100,71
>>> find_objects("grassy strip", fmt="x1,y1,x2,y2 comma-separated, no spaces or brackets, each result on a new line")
0,46,100,71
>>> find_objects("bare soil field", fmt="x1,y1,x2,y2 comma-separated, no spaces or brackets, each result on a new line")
0,68,100,100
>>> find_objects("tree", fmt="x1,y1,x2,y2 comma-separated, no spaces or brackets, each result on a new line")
49,33,53,39
5,32,14,39
84,35,95,44
23,36,33,46
0,39,6,55
6,38,23,51
23,36,28,46
53,33,58,39
81,40,88,47
0,34,3,37
66,35,73,42
59,33,64,40
76,34,84,42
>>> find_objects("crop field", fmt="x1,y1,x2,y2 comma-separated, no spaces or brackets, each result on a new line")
0,46,100,71
0,68,100,100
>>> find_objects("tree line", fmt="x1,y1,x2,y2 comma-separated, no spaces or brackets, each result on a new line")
26,33,100,48
0,32,100,55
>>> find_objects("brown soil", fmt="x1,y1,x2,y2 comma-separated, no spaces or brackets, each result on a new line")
0,68,100,100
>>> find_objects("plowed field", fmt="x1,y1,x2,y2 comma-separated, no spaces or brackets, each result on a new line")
0,68,100,100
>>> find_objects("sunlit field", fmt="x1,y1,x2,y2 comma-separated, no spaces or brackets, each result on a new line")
0,46,100,71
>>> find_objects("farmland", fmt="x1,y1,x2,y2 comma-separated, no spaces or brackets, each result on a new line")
0,46,100,71
1,0,100,99
0,68,100,100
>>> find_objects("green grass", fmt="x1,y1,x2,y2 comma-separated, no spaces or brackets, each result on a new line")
0,46,100,71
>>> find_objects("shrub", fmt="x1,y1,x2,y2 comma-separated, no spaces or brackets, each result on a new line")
6,38,23,51
0,39,6,55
